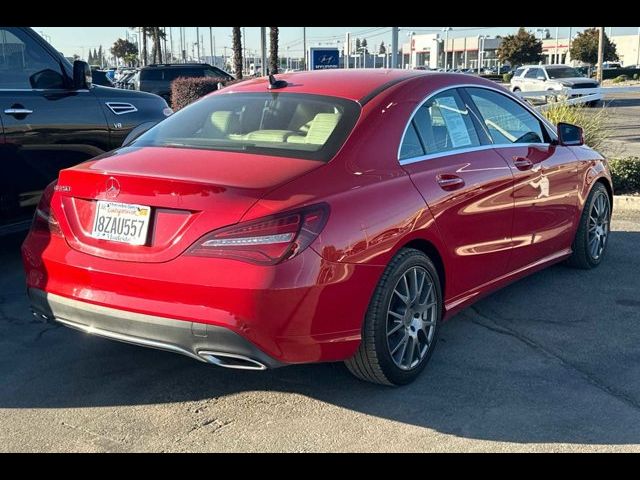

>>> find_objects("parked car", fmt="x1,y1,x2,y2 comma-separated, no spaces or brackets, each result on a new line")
0,27,172,234
136,63,234,103
90,68,115,87
23,70,612,385
510,64,601,106
114,70,138,89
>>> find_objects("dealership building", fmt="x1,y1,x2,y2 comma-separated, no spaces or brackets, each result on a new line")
401,32,640,69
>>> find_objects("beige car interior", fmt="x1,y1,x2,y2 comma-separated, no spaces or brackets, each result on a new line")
201,103,343,147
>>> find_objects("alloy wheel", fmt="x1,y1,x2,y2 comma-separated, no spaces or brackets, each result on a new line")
386,266,437,370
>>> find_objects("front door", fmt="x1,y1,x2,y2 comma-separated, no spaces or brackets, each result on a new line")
398,88,515,301
0,27,110,228
464,87,579,272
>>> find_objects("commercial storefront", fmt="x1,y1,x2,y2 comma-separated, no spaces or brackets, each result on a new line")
401,32,640,70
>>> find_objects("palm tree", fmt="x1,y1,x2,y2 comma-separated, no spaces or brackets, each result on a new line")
232,27,243,79
269,27,279,74
130,27,149,65
150,27,166,64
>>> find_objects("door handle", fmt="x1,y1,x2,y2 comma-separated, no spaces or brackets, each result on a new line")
513,157,533,171
436,174,465,191
4,108,34,116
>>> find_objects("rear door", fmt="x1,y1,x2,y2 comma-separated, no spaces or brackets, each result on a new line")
0,27,110,229
463,86,579,272
399,88,515,301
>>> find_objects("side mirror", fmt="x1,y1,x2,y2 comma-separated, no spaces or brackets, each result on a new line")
557,122,584,146
73,60,92,89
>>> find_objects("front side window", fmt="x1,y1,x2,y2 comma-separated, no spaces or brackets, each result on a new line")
466,87,547,145
0,28,65,89
410,90,481,156
133,92,361,162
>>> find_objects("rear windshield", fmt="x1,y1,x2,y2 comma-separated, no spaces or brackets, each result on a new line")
133,92,361,161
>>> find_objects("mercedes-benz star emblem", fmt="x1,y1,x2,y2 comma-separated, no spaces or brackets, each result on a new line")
105,177,120,199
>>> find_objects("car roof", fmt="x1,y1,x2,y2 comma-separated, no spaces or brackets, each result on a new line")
220,69,437,103
143,63,213,69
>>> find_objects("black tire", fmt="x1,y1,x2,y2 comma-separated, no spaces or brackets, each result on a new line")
345,248,442,386
566,182,611,269
587,100,602,108
512,87,521,93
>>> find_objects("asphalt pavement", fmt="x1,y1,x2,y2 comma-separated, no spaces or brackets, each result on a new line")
1,208,639,452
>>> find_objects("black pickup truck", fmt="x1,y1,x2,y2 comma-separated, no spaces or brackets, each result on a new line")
0,27,171,235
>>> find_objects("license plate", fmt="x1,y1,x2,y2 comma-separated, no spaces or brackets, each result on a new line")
91,201,151,245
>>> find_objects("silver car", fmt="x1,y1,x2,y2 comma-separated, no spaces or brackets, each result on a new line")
510,65,601,106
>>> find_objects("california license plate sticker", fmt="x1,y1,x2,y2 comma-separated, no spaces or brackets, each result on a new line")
91,201,151,245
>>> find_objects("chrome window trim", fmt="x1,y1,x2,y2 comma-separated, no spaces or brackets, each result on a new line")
399,142,552,166
396,83,558,164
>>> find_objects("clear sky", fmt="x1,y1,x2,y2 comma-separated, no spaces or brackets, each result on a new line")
32,26,640,59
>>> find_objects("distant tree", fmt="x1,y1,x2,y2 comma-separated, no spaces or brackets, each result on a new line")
97,46,103,66
379,41,386,54
269,27,279,74
232,27,243,79
355,38,361,53
87,50,93,64
545,30,551,39
361,39,368,54
496,27,543,67
73,54,80,61
570,28,618,65
111,38,138,67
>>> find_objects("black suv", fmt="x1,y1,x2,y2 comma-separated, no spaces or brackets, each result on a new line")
0,27,172,234
136,63,234,102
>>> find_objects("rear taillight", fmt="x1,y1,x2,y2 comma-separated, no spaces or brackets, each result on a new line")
186,203,329,265
32,181,63,237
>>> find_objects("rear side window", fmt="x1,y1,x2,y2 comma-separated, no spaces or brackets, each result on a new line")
140,69,163,81
513,67,524,77
399,90,482,160
411,90,481,155
133,92,361,162
165,68,202,81
465,87,547,144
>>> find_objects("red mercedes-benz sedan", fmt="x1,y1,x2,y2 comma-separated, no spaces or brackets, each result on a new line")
22,69,612,385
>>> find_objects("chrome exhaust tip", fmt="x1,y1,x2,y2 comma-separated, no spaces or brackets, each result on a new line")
198,351,268,371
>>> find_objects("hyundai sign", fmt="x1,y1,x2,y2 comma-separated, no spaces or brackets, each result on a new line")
309,48,340,70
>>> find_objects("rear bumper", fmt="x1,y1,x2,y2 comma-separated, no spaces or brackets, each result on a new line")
22,231,383,364
28,288,284,369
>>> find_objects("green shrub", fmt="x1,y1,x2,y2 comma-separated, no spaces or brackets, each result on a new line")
612,74,629,83
170,77,244,111
609,157,640,194
503,73,513,83
541,102,610,152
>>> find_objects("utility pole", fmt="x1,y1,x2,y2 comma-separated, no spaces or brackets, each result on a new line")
597,27,605,83
555,26,559,64
169,27,173,63
345,32,351,69
209,27,214,67
260,27,267,75
637,26,640,67
303,27,307,70
196,27,200,61
567,26,572,64
391,27,398,69
442,27,452,71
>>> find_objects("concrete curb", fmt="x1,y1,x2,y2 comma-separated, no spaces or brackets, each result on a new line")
614,195,640,211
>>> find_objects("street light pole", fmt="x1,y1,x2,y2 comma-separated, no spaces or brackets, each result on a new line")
196,27,200,61
442,27,451,71
555,26,559,64
391,27,398,69
209,27,214,67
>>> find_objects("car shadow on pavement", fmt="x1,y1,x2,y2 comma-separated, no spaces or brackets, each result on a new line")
2,229,640,446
